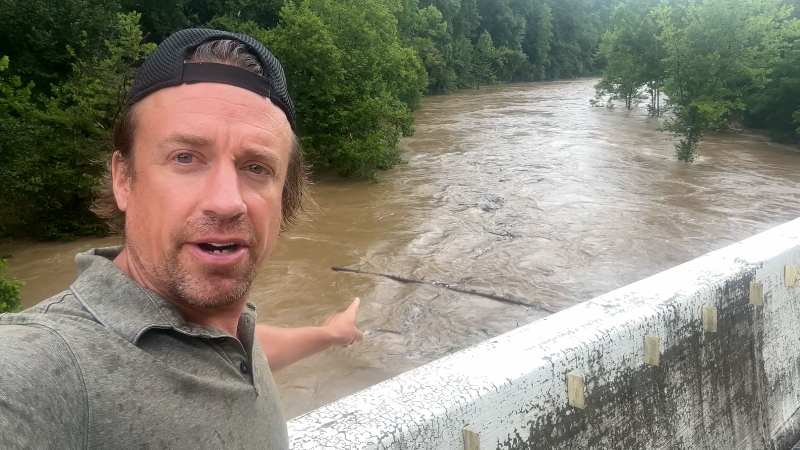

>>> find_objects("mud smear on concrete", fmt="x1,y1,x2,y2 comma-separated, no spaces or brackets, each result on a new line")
495,270,797,449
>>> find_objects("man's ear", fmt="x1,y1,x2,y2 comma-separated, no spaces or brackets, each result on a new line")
111,152,131,213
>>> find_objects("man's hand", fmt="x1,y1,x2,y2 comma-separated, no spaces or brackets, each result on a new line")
323,298,365,347
255,298,364,372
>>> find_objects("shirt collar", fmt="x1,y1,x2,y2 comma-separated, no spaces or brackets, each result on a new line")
70,246,258,345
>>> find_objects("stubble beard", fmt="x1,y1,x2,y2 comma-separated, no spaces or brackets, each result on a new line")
164,249,259,309
130,216,263,309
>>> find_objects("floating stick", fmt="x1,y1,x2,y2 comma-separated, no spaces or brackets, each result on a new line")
332,266,557,313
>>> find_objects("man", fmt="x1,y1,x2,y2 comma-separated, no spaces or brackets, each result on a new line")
0,29,363,449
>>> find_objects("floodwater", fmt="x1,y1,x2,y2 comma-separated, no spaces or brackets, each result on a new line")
3,78,800,419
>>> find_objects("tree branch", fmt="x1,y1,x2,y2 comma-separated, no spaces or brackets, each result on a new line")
332,266,558,314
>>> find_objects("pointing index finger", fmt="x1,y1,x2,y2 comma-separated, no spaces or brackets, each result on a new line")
347,297,361,314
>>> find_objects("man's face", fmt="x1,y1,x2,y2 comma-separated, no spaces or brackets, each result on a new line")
113,83,293,308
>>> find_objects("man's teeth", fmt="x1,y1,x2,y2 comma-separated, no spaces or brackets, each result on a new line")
199,242,238,254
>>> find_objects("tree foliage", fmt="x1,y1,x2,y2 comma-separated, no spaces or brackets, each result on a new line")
266,0,428,177
598,0,800,161
0,0,620,239
0,260,23,314
744,19,800,143
595,0,661,111
0,0,121,91
0,13,155,239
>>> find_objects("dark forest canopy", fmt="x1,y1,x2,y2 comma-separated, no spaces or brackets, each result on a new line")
0,0,797,241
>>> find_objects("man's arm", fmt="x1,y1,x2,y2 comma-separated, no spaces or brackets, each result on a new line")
255,298,364,372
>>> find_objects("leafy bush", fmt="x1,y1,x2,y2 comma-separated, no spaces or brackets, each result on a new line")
0,260,23,314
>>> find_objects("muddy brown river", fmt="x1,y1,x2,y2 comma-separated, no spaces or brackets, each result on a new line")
3,78,800,419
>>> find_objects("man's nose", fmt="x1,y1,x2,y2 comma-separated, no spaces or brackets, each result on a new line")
199,163,247,219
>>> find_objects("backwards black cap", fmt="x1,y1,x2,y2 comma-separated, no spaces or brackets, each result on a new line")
126,28,296,129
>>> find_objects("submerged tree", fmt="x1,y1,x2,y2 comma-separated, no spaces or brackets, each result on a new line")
595,0,662,112
598,0,799,161
655,0,796,161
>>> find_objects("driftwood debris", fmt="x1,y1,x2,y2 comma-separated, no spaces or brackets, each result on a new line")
332,266,557,314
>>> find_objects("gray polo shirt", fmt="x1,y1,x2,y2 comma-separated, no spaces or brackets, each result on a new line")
0,247,289,450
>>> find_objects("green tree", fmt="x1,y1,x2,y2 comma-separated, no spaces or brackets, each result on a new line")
653,0,796,161
394,0,452,94
794,109,800,132
221,0,428,178
211,0,287,29
471,30,500,84
0,13,154,239
421,0,482,91
120,0,194,42
744,17,800,143
477,0,527,50
595,30,646,109
596,0,662,112
520,0,553,80
470,30,524,84
0,0,121,90
544,0,601,78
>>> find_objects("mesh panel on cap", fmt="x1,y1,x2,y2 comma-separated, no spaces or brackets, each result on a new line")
127,28,296,128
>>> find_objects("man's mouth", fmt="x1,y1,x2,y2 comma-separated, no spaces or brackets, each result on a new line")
196,242,241,254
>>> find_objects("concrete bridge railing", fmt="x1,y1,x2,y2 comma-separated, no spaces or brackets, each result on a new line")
287,218,800,449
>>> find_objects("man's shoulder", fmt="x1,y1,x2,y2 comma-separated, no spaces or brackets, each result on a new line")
3,288,98,326
0,289,94,361
0,289,102,357
0,289,94,402
0,310,78,365
0,292,89,450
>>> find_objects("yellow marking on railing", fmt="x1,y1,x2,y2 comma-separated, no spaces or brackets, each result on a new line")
644,335,660,366
785,265,799,287
702,306,717,333
567,373,586,409
462,426,480,450
749,282,764,306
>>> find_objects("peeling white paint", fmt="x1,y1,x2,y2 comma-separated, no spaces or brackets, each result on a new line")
288,218,800,449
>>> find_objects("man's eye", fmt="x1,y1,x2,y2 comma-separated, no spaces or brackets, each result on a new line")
176,153,194,164
248,164,266,175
